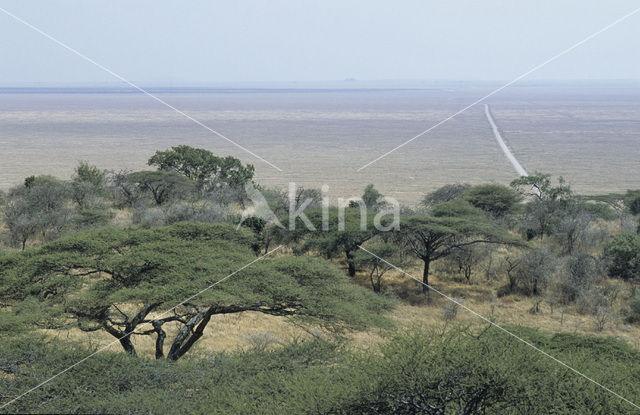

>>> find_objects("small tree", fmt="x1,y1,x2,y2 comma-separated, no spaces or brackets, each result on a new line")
127,170,194,206
295,207,379,277
3,176,70,249
420,183,470,209
463,184,522,217
362,184,385,212
70,161,107,209
625,190,640,216
511,173,572,240
554,200,593,255
355,240,407,293
397,200,523,296
510,248,558,296
552,253,598,304
446,245,482,283
590,193,629,231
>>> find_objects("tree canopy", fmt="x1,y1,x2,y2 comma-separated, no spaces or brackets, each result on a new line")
0,222,391,360
397,200,524,295
127,170,194,205
605,233,640,281
148,145,255,191
463,183,522,217
293,207,382,277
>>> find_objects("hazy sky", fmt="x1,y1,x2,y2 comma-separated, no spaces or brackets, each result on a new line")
1,0,639,84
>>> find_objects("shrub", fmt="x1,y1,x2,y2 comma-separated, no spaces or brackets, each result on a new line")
605,233,640,281
626,294,640,324
551,254,599,304
72,207,114,229
511,249,558,296
463,183,522,217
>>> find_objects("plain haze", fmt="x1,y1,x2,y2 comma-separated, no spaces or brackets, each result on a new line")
1,0,640,84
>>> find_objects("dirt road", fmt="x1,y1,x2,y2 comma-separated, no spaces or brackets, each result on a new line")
484,104,528,177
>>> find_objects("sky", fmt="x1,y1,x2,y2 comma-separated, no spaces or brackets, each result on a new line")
0,0,639,84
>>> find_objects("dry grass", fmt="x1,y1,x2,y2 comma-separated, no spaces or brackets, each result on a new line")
39,267,640,361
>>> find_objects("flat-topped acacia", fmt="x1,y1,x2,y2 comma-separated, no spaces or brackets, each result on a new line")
0,222,391,360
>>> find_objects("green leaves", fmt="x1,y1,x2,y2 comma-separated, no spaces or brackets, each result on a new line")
605,233,640,281
1,222,392,359
148,145,255,191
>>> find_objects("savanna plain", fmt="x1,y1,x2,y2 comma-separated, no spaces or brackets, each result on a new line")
1,84,640,414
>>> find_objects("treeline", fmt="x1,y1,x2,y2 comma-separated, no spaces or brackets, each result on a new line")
0,146,256,251
1,146,640,329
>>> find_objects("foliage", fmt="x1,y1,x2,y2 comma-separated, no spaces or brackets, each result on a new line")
583,201,617,221
511,173,573,240
72,207,114,229
397,200,524,295
148,145,254,192
70,161,107,209
626,294,640,324
509,248,558,296
3,176,70,250
463,183,522,217
127,170,195,205
0,222,391,360
344,327,640,414
361,184,385,211
550,253,599,304
605,233,640,281
293,207,381,277
354,239,408,293
3,326,640,414
420,183,470,208
625,190,640,216
109,169,142,208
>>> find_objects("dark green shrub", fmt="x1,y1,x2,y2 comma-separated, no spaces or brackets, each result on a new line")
605,233,640,281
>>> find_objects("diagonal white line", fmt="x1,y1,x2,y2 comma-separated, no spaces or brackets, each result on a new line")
0,245,284,410
0,6,283,172
357,6,640,171
357,245,640,411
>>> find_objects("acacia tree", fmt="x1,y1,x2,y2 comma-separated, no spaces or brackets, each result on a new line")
148,145,255,193
605,233,640,282
354,240,408,293
590,193,629,231
0,222,391,360
420,183,471,209
463,184,522,218
293,207,383,277
510,173,572,240
3,176,70,249
397,200,523,295
70,161,107,209
127,170,194,205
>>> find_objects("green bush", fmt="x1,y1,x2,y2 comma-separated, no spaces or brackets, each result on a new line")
605,233,640,281
2,326,639,414
627,294,640,324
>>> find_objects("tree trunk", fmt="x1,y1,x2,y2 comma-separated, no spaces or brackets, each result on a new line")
369,267,381,293
464,265,471,282
346,250,356,277
422,259,430,296
119,334,137,356
167,311,208,361
152,321,166,359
